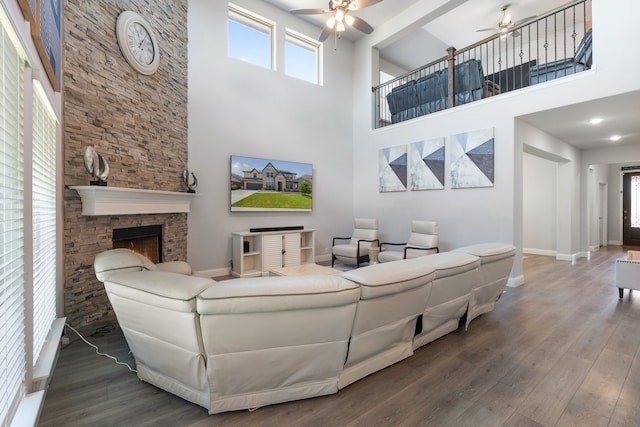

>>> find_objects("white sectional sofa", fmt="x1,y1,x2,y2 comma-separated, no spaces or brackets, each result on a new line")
93,243,515,414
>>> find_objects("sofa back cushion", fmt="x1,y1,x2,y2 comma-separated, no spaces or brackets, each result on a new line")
196,275,361,413
339,256,436,299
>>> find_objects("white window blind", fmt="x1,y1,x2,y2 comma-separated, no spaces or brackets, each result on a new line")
31,81,57,366
0,15,26,425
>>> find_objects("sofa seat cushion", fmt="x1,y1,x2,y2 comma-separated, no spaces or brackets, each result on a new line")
332,244,367,258
339,257,436,300
453,242,516,264
197,275,360,314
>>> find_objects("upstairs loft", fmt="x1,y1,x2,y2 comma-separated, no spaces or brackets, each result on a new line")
373,0,592,129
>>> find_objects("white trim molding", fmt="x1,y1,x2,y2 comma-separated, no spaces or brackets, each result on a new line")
71,186,194,216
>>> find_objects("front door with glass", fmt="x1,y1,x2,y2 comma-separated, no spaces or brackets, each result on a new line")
623,172,640,246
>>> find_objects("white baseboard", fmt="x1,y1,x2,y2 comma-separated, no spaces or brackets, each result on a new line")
315,254,332,263
577,251,590,260
609,240,622,246
523,248,556,257
507,274,525,287
556,253,573,261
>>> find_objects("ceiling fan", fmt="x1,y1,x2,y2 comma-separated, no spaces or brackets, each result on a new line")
476,4,536,38
291,0,383,44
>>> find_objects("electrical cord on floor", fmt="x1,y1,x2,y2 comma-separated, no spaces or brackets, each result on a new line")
64,322,137,373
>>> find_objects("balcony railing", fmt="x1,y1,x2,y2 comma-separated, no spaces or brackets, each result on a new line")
373,0,592,129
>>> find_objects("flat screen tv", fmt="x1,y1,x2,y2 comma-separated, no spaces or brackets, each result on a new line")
230,155,313,212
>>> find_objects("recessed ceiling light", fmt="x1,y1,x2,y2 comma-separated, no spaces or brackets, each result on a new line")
589,117,603,125
610,135,622,141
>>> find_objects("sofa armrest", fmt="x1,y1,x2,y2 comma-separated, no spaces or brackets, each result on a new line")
380,241,407,251
332,236,351,245
357,239,379,255
404,246,439,258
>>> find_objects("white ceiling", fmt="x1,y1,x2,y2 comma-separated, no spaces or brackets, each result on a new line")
262,0,640,153
519,90,640,151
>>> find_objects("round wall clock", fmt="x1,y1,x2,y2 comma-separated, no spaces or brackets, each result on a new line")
116,10,160,75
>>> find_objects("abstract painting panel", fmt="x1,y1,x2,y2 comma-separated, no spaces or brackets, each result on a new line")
408,138,445,190
450,128,494,189
379,145,407,192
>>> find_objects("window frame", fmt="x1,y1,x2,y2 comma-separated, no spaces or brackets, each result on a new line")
284,29,322,85
228,3,276,70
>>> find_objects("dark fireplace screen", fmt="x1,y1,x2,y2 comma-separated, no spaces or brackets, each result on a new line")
113,225,163,263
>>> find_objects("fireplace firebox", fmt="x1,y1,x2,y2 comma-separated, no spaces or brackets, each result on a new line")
113,225,163,263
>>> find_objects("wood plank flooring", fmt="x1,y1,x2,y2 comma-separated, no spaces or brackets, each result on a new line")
39,247,640,426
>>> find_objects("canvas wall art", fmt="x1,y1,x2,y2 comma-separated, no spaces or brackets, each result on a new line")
408,138,445,190
230,155,313,212
450,128,494,189
379,145,407,192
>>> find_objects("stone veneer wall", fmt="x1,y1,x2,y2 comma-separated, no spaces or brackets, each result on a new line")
63,0,189,328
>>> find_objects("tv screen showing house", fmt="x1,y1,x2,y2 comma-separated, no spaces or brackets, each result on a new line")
230,155,313,212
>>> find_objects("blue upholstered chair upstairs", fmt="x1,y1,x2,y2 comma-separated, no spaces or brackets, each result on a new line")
529,28,593,85
386,81,419,124
442,59,486,106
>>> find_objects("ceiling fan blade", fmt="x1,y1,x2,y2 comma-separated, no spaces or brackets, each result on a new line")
290,8,328,15
514,15,537,25
350,15,374,34
318,26,331,42
353,0,384,10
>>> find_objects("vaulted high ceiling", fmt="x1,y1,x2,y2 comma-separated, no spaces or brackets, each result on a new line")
262,0,640,152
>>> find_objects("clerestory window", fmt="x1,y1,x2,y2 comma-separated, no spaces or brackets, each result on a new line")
228,3,275,70
285,30,321,85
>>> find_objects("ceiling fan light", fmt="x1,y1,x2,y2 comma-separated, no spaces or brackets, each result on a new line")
348,1,357,10
337,21,346,32
326,16,336,29
335,9,345,22
345,14,355,26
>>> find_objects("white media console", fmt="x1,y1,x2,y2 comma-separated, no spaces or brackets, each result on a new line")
231,229,315,278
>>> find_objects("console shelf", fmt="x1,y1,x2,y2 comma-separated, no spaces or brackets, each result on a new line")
232,229,315,278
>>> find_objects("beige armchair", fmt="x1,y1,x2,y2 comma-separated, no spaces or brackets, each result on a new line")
332,218,379,268
378,220,439,263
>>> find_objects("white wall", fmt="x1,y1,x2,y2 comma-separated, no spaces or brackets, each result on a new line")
187,0,355,272
351,0,640,284
523,153,557,255
186,0,640,277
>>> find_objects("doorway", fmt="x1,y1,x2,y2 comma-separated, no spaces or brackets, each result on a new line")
599,182,607,247
622,172,640,246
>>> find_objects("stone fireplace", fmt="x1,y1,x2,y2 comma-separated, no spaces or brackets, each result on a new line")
62,0,188,330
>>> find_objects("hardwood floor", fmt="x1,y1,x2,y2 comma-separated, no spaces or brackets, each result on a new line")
39,247,640,426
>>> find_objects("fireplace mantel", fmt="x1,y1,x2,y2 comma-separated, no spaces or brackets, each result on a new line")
71,186,195,216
